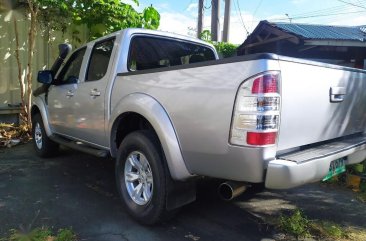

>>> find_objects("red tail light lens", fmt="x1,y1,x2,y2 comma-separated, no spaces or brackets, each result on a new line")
247,132,277,145
251,74,278,94
230,71,281,146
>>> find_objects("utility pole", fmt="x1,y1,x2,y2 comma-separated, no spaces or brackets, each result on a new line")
211,0,220,41
222,0,231,42
197,0,204,38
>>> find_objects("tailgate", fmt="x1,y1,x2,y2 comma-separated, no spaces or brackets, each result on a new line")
277,59,366,151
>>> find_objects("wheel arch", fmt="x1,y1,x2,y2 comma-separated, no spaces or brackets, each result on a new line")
109,93,192,181
31,97,52,137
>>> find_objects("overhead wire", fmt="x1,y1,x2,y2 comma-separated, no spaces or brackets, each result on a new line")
268,9,365,22
240,3,360,25
336,0,366,10
240,1,362,34
204,0,211,9
261,2,364,23
234,0,250,35
282,4,358,19
250,0,264,30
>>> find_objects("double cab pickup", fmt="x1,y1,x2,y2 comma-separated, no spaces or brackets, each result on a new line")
32,28,366,224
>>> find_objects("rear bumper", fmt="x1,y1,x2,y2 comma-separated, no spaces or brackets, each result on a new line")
265,135,366,189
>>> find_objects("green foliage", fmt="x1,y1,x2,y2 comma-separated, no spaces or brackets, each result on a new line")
7,227,52,241
55,228,77,241
309,221,348,240
31,0,160,40
35,0,73,33
199,30,211,41
279,209,310,238
318,221,344,238
199,30,238,58
142,6,160,30
212,42,238,58
71,0,160,39
278,209,352,239
2,227,76,241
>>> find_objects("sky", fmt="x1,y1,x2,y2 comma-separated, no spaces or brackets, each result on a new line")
127,0,366,44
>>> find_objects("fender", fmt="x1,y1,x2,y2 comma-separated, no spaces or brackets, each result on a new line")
109,93,193,181
32,96,53,137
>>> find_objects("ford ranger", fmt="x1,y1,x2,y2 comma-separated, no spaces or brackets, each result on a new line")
31,28,366,224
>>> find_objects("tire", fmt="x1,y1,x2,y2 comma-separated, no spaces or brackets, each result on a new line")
32,114,59,157
115,130,169,225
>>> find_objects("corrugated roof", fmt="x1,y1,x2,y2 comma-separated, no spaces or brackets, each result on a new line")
271,22,366,42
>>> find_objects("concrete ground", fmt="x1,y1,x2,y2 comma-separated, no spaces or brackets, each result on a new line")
1,143,365,241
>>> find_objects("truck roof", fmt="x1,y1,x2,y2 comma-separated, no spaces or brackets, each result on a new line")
79,28,215,52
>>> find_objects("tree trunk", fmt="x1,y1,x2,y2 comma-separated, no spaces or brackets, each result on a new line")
13,16,27,125
26,0,38,130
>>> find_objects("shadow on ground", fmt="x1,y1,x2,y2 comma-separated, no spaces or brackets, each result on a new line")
0,143,365,241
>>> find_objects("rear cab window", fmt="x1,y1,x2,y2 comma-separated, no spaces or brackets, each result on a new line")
128,36,216,71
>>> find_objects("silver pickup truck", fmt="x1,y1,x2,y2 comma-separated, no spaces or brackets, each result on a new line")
32,28,366,224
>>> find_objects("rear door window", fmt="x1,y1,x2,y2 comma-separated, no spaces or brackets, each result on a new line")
86,38,115,81
128,36,216,71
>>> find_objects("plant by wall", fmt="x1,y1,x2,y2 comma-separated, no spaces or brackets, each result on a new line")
199,30,238,58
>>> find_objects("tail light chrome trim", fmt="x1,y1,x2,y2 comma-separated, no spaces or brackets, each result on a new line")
230,71,281,147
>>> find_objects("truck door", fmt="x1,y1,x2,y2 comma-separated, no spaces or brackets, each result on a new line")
47,47,87,137
67,37,116,147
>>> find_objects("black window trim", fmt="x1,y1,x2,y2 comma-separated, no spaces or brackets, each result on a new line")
127,34,217,72
55,46,87,85
85,36,116,82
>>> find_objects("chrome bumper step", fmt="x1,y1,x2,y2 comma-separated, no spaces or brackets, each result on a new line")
278,134,366,164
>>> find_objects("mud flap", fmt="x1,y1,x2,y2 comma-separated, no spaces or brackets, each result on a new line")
166,178,196,211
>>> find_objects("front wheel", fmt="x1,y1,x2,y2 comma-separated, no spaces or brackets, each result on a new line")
32,114,59,157
115,130,169,225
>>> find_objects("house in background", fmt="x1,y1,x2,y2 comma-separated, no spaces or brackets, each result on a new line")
237,20,366,69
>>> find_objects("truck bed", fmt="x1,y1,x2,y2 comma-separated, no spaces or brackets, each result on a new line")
113,53,366,182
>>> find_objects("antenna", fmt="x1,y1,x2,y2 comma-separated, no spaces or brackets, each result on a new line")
285,13,292,23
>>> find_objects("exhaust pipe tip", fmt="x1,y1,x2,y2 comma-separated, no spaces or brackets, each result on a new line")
218,181,247,201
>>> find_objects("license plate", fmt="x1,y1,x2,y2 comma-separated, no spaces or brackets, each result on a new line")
322,157,346,181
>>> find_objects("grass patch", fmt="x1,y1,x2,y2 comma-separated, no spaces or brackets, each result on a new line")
277,209,366,240
278,209,310,238
1,227,77,241
309,221,346,239
55,229,77,241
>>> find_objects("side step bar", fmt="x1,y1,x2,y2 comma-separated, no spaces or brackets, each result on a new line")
49,134,109,158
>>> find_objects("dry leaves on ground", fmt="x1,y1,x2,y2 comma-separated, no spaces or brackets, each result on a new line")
0,123,31,148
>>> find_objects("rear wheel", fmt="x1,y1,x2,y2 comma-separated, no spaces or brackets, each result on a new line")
115,130,170,225
32,114,59,157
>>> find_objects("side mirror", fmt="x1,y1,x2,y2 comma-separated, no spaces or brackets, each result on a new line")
37,70,53,84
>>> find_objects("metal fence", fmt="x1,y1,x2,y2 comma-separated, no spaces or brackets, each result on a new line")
0,9,87,109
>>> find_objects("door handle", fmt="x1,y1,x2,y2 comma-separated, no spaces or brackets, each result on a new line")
330,87,345,103
66,90,74,97
90,89,101,97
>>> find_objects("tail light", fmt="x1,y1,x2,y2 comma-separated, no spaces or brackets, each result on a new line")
230,71,281,146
